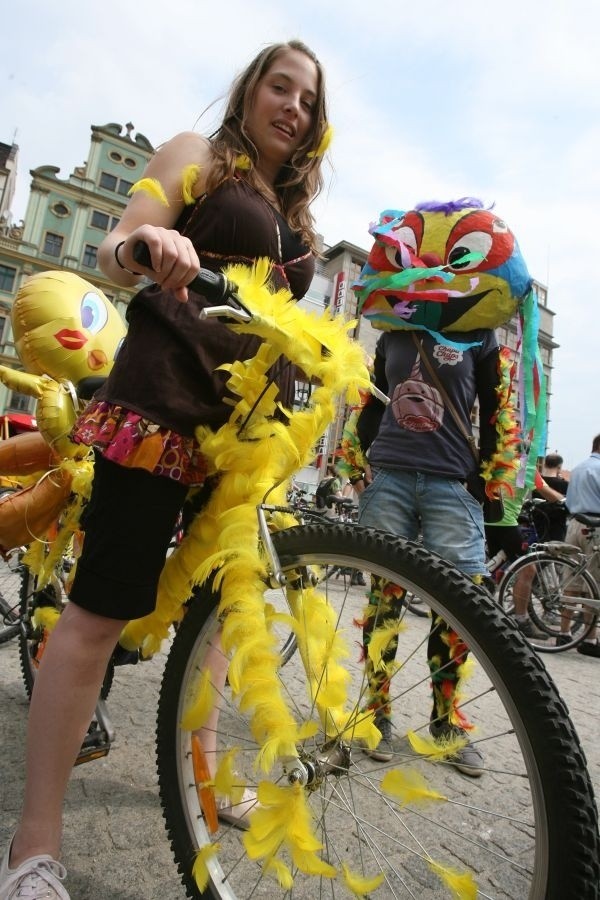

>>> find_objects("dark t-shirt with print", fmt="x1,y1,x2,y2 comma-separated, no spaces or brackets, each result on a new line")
366,329,499,480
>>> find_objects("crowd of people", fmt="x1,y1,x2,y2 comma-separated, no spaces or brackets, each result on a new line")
1,33,598,900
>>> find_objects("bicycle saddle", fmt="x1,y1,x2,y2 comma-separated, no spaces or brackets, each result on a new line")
573,512,600,528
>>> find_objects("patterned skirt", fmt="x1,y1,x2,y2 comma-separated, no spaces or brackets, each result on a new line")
71,401,208,486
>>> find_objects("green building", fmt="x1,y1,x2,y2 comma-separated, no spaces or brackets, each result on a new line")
0,123,154,426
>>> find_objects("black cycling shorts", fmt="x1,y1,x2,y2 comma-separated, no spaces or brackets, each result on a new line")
69,451,188,620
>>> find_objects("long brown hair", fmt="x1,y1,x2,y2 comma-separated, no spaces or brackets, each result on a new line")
205,40,328,253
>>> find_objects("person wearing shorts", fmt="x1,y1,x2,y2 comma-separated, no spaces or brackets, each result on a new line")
0,39,330,900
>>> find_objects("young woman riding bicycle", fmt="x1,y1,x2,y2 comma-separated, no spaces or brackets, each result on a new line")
0,39,330,900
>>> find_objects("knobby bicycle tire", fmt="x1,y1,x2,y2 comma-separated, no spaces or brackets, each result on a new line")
156,523,599,900
498,551,599,653
0,554,25,645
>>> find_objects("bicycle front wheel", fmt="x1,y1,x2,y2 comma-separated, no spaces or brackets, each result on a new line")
498,550,599,653
157,524,599,899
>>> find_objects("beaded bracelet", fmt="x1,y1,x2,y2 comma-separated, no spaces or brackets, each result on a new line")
114,241,142,276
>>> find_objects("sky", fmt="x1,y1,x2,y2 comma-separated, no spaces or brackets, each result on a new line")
2,0,599,469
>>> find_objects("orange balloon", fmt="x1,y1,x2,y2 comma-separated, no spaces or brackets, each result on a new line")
0,468,73,551
0,432,60,476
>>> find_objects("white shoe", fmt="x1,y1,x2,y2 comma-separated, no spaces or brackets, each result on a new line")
0,841,69,900
217,788,259,831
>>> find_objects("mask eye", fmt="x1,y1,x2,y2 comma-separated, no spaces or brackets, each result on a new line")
391,225,418,253
81,292,109,334
384,225,419,269
446,230,493,271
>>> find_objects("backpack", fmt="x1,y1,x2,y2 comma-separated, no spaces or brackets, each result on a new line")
315,477,336,509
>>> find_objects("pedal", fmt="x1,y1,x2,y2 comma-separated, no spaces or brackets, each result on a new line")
112,643,140,666
75,721,111,765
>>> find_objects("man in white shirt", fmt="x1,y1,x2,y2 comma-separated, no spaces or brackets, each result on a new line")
561,434,600,657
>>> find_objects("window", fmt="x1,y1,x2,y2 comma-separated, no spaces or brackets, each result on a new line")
109,151,123,162
0,315,7,342
99,172,134,196
82,244,98,268
0,265,16,292
43,232,64,258
9,392,33,413
99,171,118,191
110,216,120,231
123,157,137,168
117,178,134,196
51,202,70,217
91,210,110,231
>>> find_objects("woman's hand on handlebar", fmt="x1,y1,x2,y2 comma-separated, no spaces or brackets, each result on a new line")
115,226,200,303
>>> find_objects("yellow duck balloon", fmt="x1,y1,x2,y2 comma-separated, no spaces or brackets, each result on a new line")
0,271,126,551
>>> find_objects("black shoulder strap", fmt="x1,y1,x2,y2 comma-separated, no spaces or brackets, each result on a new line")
411,332,479,464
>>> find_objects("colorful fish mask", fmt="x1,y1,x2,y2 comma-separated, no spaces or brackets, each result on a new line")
12,271,126,384
353,199,532,339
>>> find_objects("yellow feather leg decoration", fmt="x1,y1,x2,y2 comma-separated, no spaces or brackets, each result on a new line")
127,177,169,206
407,730,468,762
180,668,215,731
381,768,448,806
192,843,221,892
180,164,201,204
243,782,336,879
428,860,478,899
367,618,406,671
341,864,385,896
263,856,294,889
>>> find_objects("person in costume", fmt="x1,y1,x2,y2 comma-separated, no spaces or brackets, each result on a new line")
346,199,543,775
0,40,330,900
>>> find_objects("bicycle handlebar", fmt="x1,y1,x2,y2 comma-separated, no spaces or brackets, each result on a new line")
132,241,249,316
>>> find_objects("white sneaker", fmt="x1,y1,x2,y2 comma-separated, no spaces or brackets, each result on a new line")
0,841,69,900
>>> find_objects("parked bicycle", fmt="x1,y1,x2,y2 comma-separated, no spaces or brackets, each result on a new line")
498,512,600,653
2,258,599,897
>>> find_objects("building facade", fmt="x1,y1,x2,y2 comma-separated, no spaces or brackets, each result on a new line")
0,123,154,421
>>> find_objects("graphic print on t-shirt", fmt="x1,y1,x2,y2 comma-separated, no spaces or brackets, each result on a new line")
390,343,464,433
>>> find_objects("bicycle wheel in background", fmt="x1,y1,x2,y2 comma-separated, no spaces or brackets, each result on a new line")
18,561,114,700
157,523,599,900
0,551,25,645
499,550,599,653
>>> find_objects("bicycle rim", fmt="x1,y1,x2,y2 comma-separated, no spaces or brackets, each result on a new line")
499,552,599,653
157,524,599,899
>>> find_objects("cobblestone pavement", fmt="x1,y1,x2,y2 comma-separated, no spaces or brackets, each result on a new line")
1,608,598,899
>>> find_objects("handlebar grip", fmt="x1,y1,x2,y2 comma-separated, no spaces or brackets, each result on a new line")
132,240,234,304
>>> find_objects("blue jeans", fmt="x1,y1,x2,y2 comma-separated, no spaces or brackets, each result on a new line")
359,467,487,576
358,467,487,724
